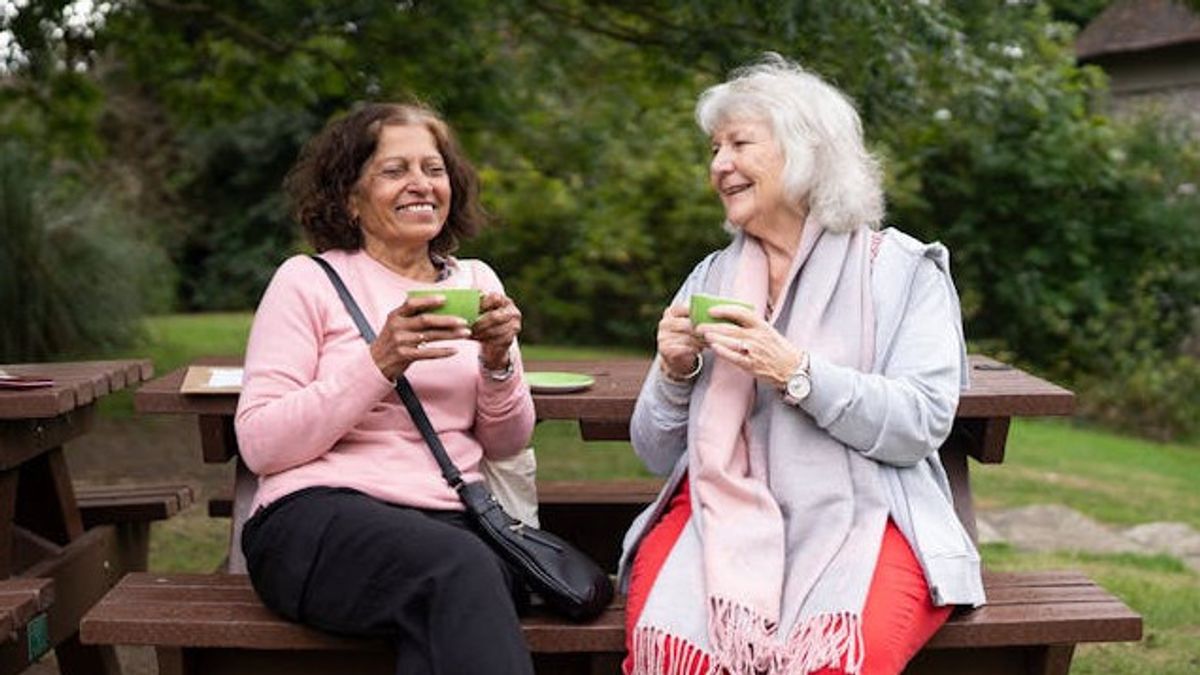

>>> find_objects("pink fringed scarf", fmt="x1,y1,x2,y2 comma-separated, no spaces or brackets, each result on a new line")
632,224,889,674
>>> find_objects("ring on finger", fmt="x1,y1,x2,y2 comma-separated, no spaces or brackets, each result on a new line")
737,340,750,355
416,333,426,349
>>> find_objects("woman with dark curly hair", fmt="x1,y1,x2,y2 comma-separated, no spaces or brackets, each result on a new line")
235,102,535,674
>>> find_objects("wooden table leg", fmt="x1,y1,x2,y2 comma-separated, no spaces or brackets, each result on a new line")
0,473,16,578
15,449,83,545
15,448,121,675
939,445,977,544
198,415,237,464
55,632,121,674
1030,644,1075,675
155,647,184,675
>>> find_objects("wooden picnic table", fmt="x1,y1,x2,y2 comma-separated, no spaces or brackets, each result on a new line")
135,354,1074,565
0,359,153,675
94,354,1142,675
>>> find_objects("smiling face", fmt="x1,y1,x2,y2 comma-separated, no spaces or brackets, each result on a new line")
709,117,808,236
349,123,452,255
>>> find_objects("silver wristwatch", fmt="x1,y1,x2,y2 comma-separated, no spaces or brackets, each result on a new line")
480,355,516,382
781,351,812,406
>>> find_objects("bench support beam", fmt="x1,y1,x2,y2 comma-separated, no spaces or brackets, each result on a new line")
907,643,1075,675
158,647,392,675
23,526,126,675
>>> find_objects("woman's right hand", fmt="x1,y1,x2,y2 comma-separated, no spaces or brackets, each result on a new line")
657,305,703,380
370,296,472,380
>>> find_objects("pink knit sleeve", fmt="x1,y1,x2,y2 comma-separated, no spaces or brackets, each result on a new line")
467,260,536,459
235,257,394,476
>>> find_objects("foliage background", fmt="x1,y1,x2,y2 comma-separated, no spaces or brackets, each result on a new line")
2,0,1198,440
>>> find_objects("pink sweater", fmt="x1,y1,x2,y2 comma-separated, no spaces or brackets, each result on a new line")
235,249,536,513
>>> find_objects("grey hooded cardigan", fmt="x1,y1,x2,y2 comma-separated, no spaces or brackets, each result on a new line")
618,228,986,609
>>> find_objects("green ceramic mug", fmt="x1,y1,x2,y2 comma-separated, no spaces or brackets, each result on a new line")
689,292,754,325
407,288,482,325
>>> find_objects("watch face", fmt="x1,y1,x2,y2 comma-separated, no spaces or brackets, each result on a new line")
787,373,811,401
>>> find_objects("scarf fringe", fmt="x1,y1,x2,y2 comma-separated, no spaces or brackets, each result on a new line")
774,611,864,675
631,625,721,675
638,606,865,675
707,596,778,674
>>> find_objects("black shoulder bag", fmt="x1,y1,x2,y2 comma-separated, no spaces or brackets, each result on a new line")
310,256,613,622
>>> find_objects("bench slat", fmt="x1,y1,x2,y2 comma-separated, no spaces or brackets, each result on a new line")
74,484,190,499
982,584,1120,605
980,570,1091,587
76,484,194,526
930,601,1142,647
84,601,381,651
82,571,1141,657
0,578,53,642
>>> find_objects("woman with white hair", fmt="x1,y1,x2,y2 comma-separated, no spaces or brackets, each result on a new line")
619,55,984,675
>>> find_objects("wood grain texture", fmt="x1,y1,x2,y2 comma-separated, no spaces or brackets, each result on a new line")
134,356,1075,421
76,484,195,527
82,571,1140,657
0,360,152,419
0,577,53,642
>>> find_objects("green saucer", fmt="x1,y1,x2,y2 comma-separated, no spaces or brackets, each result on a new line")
526,371,595,394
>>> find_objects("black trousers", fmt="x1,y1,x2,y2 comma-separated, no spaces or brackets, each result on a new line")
242,486,534,675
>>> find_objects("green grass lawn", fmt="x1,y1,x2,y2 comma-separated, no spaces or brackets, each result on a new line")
980,545,1200,674
973,419,1200,528
973,419,1200,674
132,313,1198,673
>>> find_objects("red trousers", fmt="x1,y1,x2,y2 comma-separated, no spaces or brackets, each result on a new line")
624,478,951,675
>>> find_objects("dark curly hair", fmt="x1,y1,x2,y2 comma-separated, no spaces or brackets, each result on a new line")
285,102,486,254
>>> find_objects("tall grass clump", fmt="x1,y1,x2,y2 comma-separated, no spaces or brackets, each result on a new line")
0,141,172,361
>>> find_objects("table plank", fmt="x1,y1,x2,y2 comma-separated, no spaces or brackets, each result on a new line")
0,360,153,419
134,355,1074,420
0,578,53,641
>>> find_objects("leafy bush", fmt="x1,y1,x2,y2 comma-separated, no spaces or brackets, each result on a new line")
1080,354,1200,442
171,107,320,310
874,8,1200,440
462,54,727,345
2,1,1197,438
0,141,172,361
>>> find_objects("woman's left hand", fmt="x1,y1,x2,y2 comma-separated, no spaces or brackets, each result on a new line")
697,305,805,389
473,292,522,370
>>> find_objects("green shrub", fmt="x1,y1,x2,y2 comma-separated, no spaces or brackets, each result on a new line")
4,1,1197,439
173,107,318,310
0,141,172,361
878,18,1200,440
1079,351,1200,442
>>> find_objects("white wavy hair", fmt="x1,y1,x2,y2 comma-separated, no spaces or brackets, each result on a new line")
696,54,884,233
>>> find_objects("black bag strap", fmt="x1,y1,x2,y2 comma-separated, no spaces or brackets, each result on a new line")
309,255,465,489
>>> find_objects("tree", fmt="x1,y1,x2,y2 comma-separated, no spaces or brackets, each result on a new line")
2,0,1197,436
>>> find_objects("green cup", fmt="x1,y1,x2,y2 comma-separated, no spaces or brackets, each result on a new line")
689,292,754,325
407,288,482,324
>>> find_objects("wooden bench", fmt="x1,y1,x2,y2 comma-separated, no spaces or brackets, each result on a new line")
207,479,663,573
75,484,195,572
115,358,1141,672
0,578,54,673
81,570,1140,675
